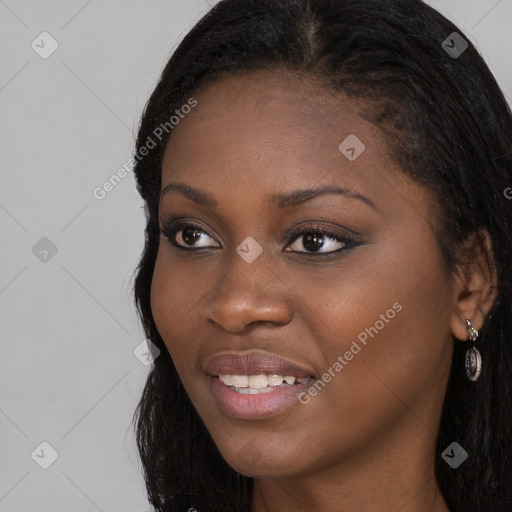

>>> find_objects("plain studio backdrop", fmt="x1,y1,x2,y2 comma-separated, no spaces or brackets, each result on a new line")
0,0,511,510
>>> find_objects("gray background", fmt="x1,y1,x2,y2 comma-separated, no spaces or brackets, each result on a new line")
1,0,511,510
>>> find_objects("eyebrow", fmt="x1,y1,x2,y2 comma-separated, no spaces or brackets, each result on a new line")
160,182,377,210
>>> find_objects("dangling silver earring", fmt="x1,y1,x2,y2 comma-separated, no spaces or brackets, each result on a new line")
465,319,482,382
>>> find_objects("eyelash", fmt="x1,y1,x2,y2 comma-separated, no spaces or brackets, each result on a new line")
159,219,361,257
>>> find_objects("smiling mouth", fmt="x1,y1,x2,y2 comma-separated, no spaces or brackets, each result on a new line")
218,374,312,394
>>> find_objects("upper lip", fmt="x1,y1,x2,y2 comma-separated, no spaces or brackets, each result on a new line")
204,350,316,378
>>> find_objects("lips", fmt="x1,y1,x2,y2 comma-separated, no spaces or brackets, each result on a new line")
208,375,315,419
204,351,316,379
203,351,318,419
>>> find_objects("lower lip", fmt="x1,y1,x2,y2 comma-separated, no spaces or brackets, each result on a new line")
209,376,315,420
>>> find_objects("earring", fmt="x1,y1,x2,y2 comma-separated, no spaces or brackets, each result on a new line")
464,319,482,382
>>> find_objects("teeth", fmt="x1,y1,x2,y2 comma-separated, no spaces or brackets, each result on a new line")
267,374,284,386
237,387,274,394
219,374,310,390
248,374,268,389
221,375,235,386
230,375,249,388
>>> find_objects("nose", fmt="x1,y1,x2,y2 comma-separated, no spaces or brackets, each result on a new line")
203,248,293,333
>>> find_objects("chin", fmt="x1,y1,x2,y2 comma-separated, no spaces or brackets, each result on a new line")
218,442,313,479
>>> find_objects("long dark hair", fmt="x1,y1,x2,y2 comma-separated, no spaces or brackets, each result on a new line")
130,1,512,510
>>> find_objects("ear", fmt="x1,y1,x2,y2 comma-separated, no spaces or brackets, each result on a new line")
450,228,498,341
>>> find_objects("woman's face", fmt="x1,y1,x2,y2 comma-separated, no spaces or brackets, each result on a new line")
150,70,457,478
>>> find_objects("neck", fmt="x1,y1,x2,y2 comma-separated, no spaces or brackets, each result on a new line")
251,425,450,512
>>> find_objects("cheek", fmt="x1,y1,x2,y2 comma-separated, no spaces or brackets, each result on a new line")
150,246,205,374
151,243,210,327
302,235,454,432
150,251,175,339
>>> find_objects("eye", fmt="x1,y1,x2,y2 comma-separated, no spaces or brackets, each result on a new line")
160,218,361,256
160,221,220,250
284,225,359,255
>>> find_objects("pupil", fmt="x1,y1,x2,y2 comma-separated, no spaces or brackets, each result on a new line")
303,232,324,252
183,227,202,245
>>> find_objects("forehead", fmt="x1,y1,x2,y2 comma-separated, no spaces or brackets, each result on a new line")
158,70,442,250
161,70,397,197
165,70,375,152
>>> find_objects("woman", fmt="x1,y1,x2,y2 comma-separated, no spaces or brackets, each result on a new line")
131,0,512,510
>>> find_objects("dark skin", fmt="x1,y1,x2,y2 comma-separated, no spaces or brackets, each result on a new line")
150,70,497,512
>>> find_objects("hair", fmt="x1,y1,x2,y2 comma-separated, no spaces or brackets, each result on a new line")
130,0,512,510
